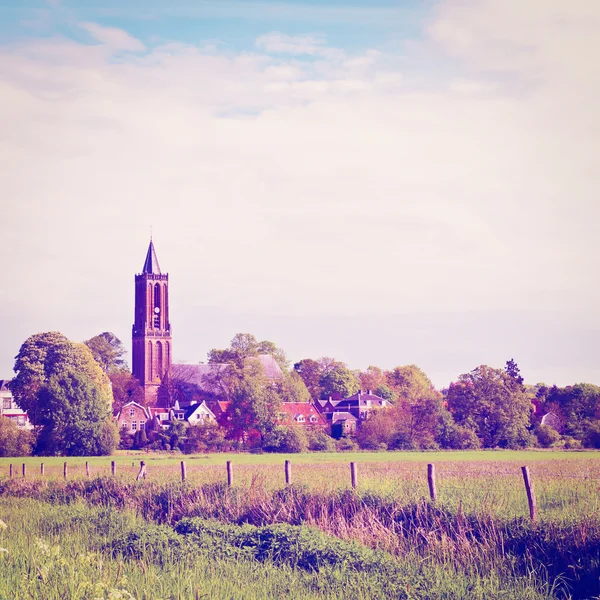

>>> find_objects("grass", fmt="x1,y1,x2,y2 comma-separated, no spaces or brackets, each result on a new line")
1,451,600,598
0,497,564,600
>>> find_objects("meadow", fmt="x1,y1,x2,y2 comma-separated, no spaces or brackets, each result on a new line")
1,450,599,599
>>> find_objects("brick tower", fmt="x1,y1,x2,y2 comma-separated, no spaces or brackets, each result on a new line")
132,239,172,403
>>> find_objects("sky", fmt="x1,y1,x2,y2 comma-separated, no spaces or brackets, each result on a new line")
0,0,599,388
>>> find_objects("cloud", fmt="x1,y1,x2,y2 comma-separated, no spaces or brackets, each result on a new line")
79,21,146,52
0,1,599,384
255,32,343,59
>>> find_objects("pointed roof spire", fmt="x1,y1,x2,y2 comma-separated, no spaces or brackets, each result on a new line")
142,239,161,274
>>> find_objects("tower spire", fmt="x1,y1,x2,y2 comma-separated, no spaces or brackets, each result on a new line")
142,239,161,274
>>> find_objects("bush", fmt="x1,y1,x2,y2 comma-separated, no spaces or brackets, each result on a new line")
583,423,600,448
562,436,583,450
306,428,335,452
263,425,309,453
534,424,561,448
184,422,226,454
335,437,358,452
437,420,481,450
0,417,34,456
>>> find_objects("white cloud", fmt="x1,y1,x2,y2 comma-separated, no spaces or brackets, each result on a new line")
255,31,342,59
79,22,146,52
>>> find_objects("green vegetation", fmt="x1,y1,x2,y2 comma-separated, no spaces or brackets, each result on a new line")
0,493,580,599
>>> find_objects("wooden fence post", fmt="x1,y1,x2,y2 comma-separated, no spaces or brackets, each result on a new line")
40,463,44,476
181,461,187,482
427,463,437,501
285,460,291,485
85,461,90,477
521,466,538,522
111,461,116,477
22,464,26,479
350,462,358,489
9,464,13,479
226,461,233,487
136,461,147,481
63,462,68,480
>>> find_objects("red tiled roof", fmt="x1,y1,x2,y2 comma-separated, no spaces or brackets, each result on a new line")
280,403,327,426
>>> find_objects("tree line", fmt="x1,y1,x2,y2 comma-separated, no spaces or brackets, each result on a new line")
1,331,599,456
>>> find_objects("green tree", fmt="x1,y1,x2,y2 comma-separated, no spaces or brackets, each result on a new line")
542,383,600,441
319,364,359,399
385,365,437,403
35,370,118,456
305,427,335,451
228,361,281,444
263,424,309,453
184,421,226,453
293,359,323,400
208,333,287,370
277,371,311,403
0,417,35,457
11,333,113,423
84,332,127,373
447,365,533,449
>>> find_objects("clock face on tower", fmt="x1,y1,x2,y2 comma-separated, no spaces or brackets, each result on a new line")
154,307,160,314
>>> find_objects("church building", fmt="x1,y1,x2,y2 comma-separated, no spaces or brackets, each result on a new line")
132,240,172,403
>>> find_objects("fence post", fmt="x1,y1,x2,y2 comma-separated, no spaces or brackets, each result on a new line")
136,461,146,481
85,461,90,477
521,466,538,522
40,463,44,476
350,462,358,489
9,464,13,479
285,460,291,485
427,463,437,501
181,461,187,482
226,461,233,487
22,463,26,479
63,462,68,480
111,461,116,477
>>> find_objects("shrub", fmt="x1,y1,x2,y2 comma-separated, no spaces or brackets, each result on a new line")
306,428,335,452
534,424,561,448
335,437,358,452
263,425,309,453
0,416,35,456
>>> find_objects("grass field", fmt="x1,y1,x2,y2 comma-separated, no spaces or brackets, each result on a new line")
1,451,599,598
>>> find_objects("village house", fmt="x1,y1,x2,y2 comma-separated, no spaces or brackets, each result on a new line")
116,401,151,435
279,402,328,428
315,390,388,437
0,380,32,430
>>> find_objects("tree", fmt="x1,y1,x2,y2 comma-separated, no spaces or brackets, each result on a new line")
385,365,437,403
208,333,288,370
355,409,397,449
0,417,35,457
10,332,113,426
109,369,145,412
293,359,323,400
505,359,524,385
184,421,226,453
277,371,311,403
35,370,119,456
541,383,600,441
359,366,387,394
319,363,359,399
227,361,281,444
446,365,533,449
263,424,309,453
84,332,127,373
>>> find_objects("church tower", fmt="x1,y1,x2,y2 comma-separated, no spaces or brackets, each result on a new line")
132,239,172,403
